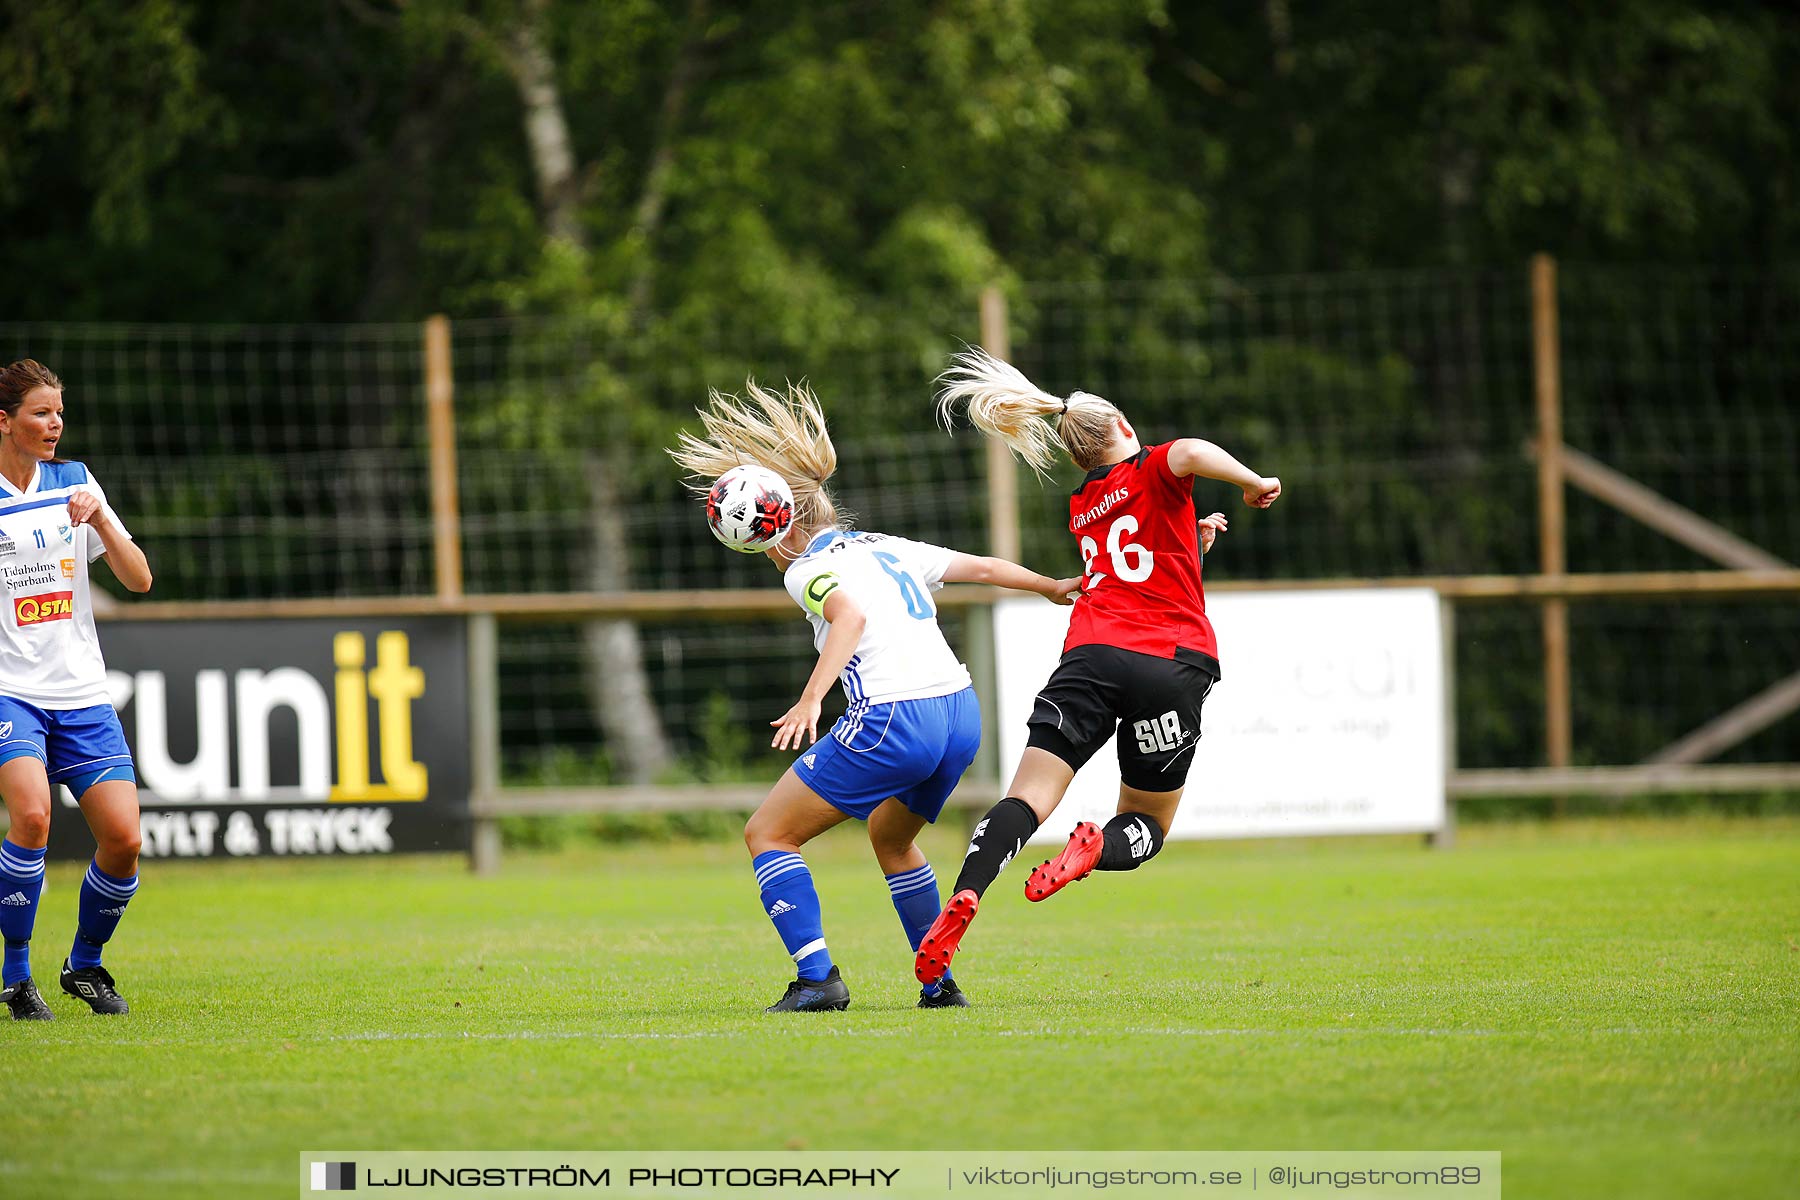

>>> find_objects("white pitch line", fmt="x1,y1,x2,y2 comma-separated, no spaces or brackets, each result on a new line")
14,1023,1646,1050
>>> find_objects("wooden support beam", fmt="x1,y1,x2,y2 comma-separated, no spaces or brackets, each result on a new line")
493,766,1800,807
423,314,464,599
467,613,501,875
1532,256,1566,580
471,778,1002,819
1646,668,1800,766
972,286,1019,791
1531,254,1572,771
1542,598,1571,770
1559,445,1792,570
1212,569,1800,601
1451,763,1800,798
89,569,1800,625
978,285,1020,564
1429,595,1457,849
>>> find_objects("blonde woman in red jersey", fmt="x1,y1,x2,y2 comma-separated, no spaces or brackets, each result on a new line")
916,348,1280,986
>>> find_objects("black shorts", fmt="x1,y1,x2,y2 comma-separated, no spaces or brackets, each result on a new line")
1025,644,1220,792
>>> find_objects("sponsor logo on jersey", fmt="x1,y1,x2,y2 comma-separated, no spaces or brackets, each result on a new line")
60,558,75,579
1072,485,1131,530
3,561,60,589
0,534,13,558
15,590,74,626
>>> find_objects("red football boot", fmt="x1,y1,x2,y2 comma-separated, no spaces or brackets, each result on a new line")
914,888,980,985
1025,821,1104,901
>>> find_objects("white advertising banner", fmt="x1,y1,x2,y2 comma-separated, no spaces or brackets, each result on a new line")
994,588,1446,842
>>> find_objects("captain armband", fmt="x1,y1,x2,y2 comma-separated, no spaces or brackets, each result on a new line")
803,572,842,617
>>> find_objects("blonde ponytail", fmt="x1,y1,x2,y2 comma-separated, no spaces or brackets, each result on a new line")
935,348,1122,473
667,380,846,541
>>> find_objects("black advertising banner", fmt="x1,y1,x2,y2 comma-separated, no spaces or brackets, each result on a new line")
44,617,471,861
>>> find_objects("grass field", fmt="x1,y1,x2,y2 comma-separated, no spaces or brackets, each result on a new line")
3,815,1796,1199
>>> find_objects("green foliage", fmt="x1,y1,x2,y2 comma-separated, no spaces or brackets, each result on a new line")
496,809,748,850
6,2,1799,775
692,692,754,783
504,745,616,788
0,0,215,247
17,1,1781,324
495,703,771,848
1463,790,1800,822
1168,3,1798,270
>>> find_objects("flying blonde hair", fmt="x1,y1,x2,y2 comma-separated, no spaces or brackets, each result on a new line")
935,347,1123,474
667,379,845,543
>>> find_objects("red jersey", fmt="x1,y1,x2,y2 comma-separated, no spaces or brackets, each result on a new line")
1062,442,1218,664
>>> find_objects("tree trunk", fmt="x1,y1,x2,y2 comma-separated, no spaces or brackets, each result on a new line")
507,0,584,247
627,0,711,313
499,0,674,782
582,452,674,780
578,0,714,781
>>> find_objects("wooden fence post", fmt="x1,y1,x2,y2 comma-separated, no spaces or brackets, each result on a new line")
1531,256,1572,775
978,286,1021,563
959,287,1021,817
1428,594,1457,849
424,314,463,601
468,612,501,874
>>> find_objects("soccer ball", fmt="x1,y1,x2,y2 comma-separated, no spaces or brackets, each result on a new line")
706,464,794,553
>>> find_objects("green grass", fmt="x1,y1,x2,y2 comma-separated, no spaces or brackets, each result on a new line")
3,816,1797,1199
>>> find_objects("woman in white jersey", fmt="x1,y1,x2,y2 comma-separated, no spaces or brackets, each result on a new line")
669,382,1080,1012
0,360,152,1021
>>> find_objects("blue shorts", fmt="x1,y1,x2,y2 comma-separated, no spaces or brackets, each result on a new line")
793,687,981,822
0,695,137,798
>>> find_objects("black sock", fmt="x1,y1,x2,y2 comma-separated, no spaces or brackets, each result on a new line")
1097,812,1165,871
952,797,1040,898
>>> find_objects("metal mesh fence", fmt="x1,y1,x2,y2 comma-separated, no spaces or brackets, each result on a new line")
444,300,993,781
1454,601,1800,769
448,303,992,597
6,264,1797,780
0,322,433,599
495,610,978,786
1560,267,1800,569
1005,272,1539,579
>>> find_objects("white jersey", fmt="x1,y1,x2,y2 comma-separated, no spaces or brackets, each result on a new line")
782,529,971,706
0,460,129,709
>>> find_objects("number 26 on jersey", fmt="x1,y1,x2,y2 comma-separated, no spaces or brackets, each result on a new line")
1079,515,1154,589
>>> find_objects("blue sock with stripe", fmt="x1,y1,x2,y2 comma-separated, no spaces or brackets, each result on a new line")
752,850,832,982
887,862,952,995
0,839,47,987
69,859,138,971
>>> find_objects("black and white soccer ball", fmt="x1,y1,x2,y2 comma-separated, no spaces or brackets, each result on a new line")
705,464,795,554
